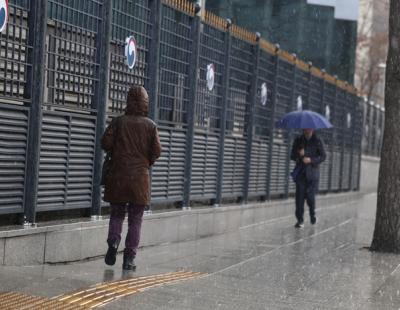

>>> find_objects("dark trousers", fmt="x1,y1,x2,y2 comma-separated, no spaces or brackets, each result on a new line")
107,203,145,256
295,175,317,223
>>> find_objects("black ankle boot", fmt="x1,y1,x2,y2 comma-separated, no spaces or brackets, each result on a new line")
122,252,136,271
105,240,119,266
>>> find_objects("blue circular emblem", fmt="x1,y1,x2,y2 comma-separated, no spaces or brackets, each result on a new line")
125,36,137,69
0,0,8,33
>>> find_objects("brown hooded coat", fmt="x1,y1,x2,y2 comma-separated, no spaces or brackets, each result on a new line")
101,86,161,205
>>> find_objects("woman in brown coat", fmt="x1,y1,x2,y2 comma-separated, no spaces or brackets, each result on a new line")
102,86,161,270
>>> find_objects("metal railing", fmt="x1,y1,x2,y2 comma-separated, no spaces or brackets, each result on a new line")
0,0,371,224
362,101,384,157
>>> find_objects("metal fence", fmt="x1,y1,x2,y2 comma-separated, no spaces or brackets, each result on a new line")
362,101,384,157
0,0,368,224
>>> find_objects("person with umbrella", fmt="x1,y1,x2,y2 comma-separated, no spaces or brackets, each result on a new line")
276,110,330,228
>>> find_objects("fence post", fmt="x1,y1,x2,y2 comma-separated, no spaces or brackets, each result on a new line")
357,99,364,190
348,91,355,190
375,107,379,156
214,20,232,207
91,0,113,218
366,103,372,156
182,5,201,210
376,109,381,156
372,106,376,155
371,105,375,156
147,0,162,121
266,49,279,200
146,0,162,213
375,106,379,156
363,100,368,155
305,63,312,111
372,106,376,156
320,71,328,190
378,108,384,156
339,87,346,192
23,0,48,226
284,58,297,198
327,76,336,192
243,34,261,204
370,104,374,156
363,102,368,155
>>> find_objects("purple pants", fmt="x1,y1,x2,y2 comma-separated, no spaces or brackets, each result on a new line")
107,203,145,256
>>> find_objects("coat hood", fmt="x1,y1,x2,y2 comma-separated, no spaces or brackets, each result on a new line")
125,86,149,116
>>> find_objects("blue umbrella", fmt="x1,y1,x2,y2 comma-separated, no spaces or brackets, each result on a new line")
275,110,333,129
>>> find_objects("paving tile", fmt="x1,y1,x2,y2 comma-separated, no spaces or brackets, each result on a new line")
1,193,399,310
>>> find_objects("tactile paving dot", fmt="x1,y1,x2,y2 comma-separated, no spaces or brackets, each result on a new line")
0,271,203,309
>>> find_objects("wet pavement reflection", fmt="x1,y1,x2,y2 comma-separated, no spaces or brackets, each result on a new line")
1,193,400,309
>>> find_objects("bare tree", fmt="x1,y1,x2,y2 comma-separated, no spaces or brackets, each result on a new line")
356,34,387,101
355,0,389,104
370,0,400,253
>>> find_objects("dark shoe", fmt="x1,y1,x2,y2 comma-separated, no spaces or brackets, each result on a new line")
105,240,119,266
294,222,304,228
311,216,317,225
122,252,136,271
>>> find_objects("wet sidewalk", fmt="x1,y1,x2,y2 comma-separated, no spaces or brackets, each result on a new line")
1,192,400,309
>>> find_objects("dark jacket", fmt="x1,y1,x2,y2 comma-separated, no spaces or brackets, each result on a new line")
290,134,326,181
101,86,162,205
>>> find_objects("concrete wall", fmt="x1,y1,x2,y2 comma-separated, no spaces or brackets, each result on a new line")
0,192,363,266
360,155,380,193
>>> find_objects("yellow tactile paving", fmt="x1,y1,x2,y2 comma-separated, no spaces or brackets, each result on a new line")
0,270,204,309
59,271,203,309
0,292,88,310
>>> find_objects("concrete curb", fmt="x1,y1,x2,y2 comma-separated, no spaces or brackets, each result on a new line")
0,191,365,266
361,155,380,163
